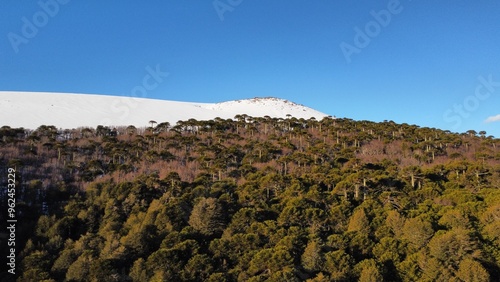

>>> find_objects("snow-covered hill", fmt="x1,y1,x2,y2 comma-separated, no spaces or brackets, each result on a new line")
0,92,329,129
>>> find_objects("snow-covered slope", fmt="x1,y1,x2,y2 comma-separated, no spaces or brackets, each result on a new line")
0,92,329,129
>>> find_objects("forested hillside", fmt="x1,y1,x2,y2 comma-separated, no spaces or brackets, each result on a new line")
1,116,499,281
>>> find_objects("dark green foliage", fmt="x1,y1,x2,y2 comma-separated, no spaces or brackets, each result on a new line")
189,197,227,236
1,117,499,281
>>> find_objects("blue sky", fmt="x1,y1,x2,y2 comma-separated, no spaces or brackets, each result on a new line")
1,0,499,137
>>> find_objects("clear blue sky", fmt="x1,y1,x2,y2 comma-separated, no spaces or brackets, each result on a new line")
1,0,499,137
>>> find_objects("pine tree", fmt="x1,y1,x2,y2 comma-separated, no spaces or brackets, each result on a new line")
189,197,226,236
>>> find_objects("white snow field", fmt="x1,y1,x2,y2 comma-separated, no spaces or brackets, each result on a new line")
0,92,329,129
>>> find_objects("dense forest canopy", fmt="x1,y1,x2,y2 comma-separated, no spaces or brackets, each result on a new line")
1,116,499,281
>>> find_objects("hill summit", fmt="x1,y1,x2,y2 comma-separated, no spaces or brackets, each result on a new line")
0,91,328,129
